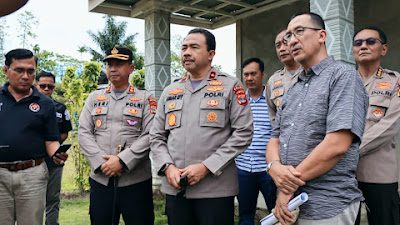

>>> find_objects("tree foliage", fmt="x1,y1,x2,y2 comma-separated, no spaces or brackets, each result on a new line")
61,64,101,193
130,69,145,89
17,11,39,48
86,15,144,70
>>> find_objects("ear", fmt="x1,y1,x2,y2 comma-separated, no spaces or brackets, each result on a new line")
208,50,216,61
381,44,388,57
318,29,327,44
129,64,135,73
262,71,267,80
3,66,9,79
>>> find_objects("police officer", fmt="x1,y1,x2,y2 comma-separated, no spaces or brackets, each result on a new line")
0,48,64,225
35,70,72,225
78,47,155,225
266,29,301,124
150,28,254,225
353,27,400,225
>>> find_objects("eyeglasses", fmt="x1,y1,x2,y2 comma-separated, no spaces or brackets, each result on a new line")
38,84,55,90
353,38,383,47
283,26,322,44
9,67,36,76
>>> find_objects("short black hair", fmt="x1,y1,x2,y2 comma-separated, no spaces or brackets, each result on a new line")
354,26,387,44
276,28,287,37
36,70,55,82
242,57,265,73
290,12,325,29
5,48,37,67
187,28,216,51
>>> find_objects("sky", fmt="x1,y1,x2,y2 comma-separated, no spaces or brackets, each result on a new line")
2,0,237,75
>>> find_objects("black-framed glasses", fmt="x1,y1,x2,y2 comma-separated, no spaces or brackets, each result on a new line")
9,67,36,76
176,175,188,199
353,38,383,47
283,26,322,44
38,84,55,90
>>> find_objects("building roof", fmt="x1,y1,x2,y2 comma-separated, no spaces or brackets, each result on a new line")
89,0,300,29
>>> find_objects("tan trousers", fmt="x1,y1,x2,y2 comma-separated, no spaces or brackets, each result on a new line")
0,162,48,225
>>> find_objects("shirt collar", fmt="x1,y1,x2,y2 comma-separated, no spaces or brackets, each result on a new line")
246,85,266,101
0,82,40,99
299,56,335,81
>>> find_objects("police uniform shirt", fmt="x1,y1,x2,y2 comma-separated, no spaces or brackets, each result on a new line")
150,68,254,199
0,83,59,162
266,66,302,125
356,68,400,184
78,85,156,187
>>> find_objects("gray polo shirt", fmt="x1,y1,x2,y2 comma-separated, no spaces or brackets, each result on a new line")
272,56,369,220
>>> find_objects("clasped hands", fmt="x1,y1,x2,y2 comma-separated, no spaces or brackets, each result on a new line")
101,155,123,177
269,162,306,225
165,163,210,189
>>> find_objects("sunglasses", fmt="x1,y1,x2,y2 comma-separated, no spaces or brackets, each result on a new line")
38,84,55,90
353,38,383,47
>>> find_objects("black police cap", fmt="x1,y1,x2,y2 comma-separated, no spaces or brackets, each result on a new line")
103,47,133,62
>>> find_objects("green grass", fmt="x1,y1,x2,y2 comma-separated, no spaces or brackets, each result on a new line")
59,197,90,225
61,159,78,191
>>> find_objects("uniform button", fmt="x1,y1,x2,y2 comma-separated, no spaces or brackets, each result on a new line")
291,123,294,126
283,144,287,148
305,83,309,87
299,103,302,107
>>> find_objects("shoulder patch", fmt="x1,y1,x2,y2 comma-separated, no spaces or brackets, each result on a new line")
148,97,157,114
233,85,247,106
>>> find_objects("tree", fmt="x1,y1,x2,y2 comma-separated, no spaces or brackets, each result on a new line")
130,69,145,89
17,11,39,48
86,15,144,70
77,46,87,61
0,18,8,65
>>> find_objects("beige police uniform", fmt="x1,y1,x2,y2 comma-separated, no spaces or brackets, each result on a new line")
266,67,302,125
356,68,400,183
78,85,156,187
150,68,254,198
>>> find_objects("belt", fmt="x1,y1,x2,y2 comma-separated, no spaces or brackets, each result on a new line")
0,159,44,171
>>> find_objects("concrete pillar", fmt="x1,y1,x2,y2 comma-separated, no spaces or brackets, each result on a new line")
144,9,171,100
310,0,355,65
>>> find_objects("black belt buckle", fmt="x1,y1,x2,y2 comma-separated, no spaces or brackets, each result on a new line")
176,175,188,199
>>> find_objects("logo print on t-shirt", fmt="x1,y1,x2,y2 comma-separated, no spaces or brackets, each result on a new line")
29,103,40,112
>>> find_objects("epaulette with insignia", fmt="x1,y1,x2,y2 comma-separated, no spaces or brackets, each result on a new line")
180,73,188,82
208,71,217,80
105,85,111,93
128,85,135,93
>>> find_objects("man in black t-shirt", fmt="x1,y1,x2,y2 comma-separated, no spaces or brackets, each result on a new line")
35,70,72,225
0,49,67,225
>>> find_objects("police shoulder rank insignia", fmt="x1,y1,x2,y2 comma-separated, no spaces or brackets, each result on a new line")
105,86,111,92
169,88,184,95
181,73,188,82
208,80,223,86
96,96,107,101
373,109,383,118
128,86,135,93
128,108,138,114
207,112,217,122
129,97,141,102
95,118,102,128
274,80,282,87
96,107,102,114
168,113,176,126
208,71,217,79
148,97,157,114
126,119,138,126
206,86,224,92
169,102,176,109
233,85,248,106
29,103,40,112
207,99,219,107
274,90,280,97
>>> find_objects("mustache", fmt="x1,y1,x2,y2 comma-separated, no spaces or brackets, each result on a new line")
290,44,302,53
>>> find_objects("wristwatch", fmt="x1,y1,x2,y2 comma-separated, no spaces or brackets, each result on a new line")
160,162,174,173
266,160,280,173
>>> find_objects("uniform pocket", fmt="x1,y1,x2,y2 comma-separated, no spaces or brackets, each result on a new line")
199,98,226,128
367,96,390,122
91,107,108,130
164,100,183,130
123,107,143,130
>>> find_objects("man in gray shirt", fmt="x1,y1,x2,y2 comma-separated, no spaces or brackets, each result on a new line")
265,12,369,224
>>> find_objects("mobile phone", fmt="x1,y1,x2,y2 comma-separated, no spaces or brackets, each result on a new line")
52,144,71,158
